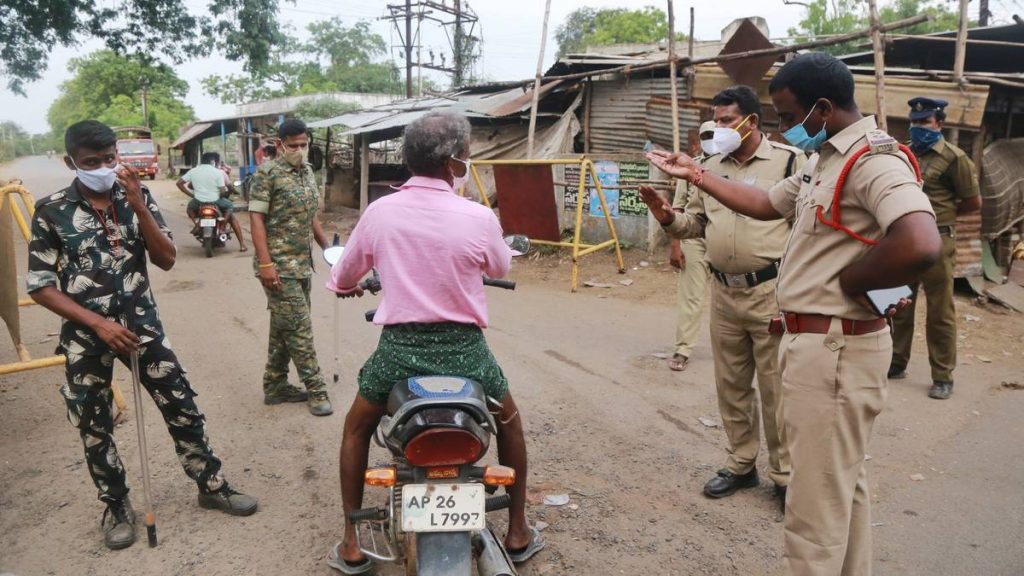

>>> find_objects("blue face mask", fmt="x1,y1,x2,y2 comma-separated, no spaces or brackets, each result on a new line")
782,106,828,152
910,126,942,152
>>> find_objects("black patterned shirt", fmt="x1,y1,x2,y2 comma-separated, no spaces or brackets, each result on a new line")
26,180,172,355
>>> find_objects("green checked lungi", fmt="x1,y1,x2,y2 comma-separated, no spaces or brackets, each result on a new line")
358,322,509,406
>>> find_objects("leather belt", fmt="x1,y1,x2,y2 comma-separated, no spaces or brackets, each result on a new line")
937,225,954,236
710,261,780,289
780,312,887,335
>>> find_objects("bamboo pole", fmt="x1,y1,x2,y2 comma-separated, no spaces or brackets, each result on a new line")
526,0,553,158
668,0,680,153
538,14,930,85
868,0,888,132
950,0,970,145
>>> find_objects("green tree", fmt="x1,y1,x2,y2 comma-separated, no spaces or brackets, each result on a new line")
788,0,970,55
293,98,362,123
555,6,684,57
202,19,402,105
0,0,284,95
46,50,195,140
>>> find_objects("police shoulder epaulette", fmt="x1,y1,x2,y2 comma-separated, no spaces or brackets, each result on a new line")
864,130,899,155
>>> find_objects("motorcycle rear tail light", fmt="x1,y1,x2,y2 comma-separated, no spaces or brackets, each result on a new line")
365,467,397,487
200,208,217,217
404,429,482,467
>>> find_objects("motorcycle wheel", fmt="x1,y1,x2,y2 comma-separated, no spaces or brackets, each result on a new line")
204,235,214,258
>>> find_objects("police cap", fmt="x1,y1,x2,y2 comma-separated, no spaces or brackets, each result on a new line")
907,97,948,121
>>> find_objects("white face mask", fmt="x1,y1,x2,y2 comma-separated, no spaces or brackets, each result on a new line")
450,156,471,191
700,138,718,156
72,159,119,193
710,128,743,155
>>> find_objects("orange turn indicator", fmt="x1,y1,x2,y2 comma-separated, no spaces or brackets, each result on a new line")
365,467,397,487
483,465,516,486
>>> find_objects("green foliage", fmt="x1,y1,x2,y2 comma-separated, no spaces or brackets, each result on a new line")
0,121,59,162
202,19,403,105
788,0,969,55
0,0,284,95
555,6,685,57
293,98,362,123
46,50,195,141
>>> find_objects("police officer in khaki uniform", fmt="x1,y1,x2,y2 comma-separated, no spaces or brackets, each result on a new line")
667,121,715,371
642,53,941,576
888,97,981,400
647,86,804,504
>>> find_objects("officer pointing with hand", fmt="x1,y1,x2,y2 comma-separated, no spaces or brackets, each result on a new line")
639,53,941,575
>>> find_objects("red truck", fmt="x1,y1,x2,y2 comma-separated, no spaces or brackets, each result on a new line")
114,126,160,180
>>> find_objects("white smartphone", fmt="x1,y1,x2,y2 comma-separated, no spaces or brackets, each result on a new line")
866,285,913,317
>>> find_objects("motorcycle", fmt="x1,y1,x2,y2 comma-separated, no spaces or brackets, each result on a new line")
324,235,531,576
192,203,231,258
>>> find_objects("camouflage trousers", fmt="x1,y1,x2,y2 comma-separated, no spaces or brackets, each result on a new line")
262,277,326,395
61,339,224,505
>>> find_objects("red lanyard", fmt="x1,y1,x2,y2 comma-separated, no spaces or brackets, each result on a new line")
92,204,122,258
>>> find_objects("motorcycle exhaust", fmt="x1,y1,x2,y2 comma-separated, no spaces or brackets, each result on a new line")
475,528,517,576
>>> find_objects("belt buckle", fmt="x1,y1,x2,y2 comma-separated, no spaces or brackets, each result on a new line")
724,273,746,288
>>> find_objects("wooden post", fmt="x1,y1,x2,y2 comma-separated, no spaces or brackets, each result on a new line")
668,0,681,153
359,135,369,213
527,0,553,158
868,0,887,132
950,0,970,145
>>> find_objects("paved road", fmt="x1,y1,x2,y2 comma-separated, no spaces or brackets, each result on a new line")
1,155,1022,575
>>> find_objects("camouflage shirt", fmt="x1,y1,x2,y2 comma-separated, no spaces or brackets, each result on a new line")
248,157,319,278
26,181,172,355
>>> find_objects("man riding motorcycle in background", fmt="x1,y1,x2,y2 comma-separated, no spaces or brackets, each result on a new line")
176,151,248,252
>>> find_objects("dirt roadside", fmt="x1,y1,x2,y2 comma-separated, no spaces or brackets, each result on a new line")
2,156,1022,576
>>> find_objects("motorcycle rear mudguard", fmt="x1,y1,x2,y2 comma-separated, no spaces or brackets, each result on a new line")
416,532,473,576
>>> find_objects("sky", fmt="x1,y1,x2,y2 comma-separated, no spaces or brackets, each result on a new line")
0,0,1012,135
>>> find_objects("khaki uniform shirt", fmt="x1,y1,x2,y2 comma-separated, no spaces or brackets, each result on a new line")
767,116,935,321
249,158,320,279
664,136,806,274
915,137,980,226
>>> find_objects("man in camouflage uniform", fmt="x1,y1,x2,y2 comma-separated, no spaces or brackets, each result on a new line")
249,118,333,416
28,120,257,550
889,97,982,400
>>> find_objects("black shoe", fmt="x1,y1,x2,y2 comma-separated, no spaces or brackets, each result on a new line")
703,468,759,499
102,497,137,550
928,381,953,400
888,365,907,379
198,483,258,516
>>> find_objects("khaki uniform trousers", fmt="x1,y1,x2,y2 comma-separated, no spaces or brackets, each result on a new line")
891,235,957,382
675,240,710,357
709,277,790,486
781,319,890,576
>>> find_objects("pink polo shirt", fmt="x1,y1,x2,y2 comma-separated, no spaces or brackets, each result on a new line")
327,176,512,327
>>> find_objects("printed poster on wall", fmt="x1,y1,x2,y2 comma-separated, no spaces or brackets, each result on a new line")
589,160,620,218
561,161,650,217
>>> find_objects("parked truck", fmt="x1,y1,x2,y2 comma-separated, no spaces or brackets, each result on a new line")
114,126,159,180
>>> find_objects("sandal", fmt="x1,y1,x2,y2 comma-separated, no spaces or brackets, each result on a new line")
668,353,689,372
326,542,373,574
507,527,545,564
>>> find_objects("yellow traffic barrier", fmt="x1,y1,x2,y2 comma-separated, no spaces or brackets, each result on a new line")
465,157,626,292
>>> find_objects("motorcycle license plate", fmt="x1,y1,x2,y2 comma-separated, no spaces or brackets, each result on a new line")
401,484,485,533
199,218,217,227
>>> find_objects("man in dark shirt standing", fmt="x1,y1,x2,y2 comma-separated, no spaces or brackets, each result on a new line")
27,120,257,550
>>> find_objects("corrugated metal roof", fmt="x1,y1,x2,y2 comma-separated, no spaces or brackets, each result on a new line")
588,76,691,153
171,122,213,148
307,111,391,130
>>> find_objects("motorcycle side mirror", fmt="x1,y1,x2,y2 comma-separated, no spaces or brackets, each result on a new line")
504,234,531,257
324,232,344,266
232,180,242,187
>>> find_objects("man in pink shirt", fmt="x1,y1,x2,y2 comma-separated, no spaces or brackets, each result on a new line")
325,111,540,573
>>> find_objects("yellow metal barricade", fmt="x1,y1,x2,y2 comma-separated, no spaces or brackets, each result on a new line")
466,157,626,292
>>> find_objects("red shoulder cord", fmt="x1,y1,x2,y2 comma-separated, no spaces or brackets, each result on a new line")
815,143,922,246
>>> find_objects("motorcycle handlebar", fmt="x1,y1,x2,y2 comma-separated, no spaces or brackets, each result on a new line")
482,277,516,290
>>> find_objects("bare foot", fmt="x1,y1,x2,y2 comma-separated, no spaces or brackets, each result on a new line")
239,245,249,252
